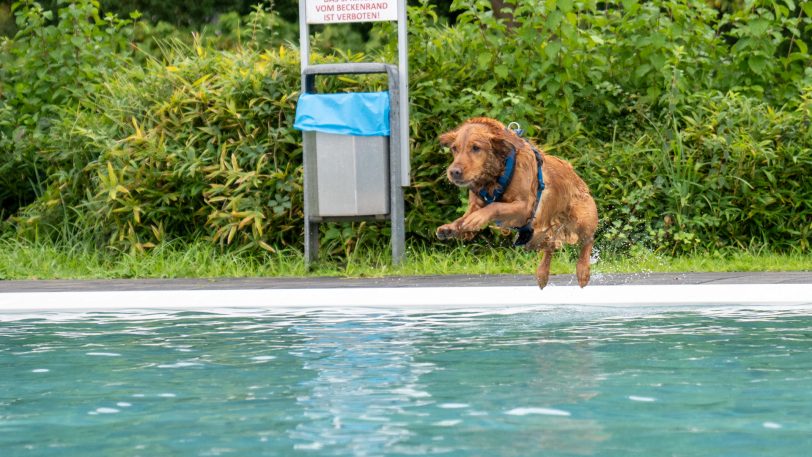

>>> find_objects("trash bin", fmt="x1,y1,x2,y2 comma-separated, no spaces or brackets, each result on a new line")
294,91,391,217
294,62,405,266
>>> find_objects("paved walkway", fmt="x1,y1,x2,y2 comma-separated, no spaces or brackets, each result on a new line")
0,271,809,293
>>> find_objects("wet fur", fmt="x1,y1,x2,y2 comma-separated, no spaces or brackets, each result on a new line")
436,117,598,288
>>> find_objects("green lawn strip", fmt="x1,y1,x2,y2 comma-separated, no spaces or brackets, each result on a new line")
0,238,809,281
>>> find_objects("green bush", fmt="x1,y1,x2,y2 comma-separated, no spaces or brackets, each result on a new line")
3,0,273,29
404,0,812,253
0,0,136,218
5,0,812,257
583,90,812,254
14,40,301,251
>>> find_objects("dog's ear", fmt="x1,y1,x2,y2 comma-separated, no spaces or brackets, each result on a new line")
489,131,521,159
438,129,458,148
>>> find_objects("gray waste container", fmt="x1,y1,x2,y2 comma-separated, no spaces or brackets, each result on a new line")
311,132,389,217
295,89,392,217
294,63,405,266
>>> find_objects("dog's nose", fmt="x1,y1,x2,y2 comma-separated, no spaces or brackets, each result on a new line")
449,167,463,181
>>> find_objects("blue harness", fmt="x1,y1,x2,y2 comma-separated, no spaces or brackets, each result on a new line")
476,126,545,247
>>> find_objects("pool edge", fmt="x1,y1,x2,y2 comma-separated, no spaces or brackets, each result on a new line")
0,283,810,314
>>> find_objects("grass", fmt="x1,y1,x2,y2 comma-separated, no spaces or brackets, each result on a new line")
0,237,809,281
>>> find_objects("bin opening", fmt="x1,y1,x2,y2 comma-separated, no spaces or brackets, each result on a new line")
294,92,390,137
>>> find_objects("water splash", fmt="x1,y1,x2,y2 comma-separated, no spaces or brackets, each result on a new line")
589,247,600,265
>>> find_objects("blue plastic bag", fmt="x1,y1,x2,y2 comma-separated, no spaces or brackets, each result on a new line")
294,92,390,136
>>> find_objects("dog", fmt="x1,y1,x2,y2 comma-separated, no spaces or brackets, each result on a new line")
435,117,598,288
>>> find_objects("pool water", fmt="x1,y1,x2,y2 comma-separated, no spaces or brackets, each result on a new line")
2,307,812,456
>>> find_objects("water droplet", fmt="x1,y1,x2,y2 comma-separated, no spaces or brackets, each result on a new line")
589,248,600,265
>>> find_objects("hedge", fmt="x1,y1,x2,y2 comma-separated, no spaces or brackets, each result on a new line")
2,0,811,255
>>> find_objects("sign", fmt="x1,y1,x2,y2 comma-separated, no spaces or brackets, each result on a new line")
306,0,398,24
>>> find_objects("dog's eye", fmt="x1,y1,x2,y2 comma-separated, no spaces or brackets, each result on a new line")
471,145,480,153
450,146,458,154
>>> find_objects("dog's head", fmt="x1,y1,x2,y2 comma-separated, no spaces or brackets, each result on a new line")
439,117,521,188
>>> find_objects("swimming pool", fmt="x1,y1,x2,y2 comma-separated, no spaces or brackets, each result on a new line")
2,297,812,456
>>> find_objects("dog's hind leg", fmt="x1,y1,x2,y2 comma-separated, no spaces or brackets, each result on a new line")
576,237,594,288
536,247,554,289
571,198,598,288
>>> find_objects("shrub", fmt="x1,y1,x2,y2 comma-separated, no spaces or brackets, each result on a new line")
6,0,812,257
404,0,812,253
17,40,321,251
583,89,812,254
0,0,135,218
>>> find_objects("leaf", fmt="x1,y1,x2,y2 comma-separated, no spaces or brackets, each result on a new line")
477,52,492,69
238,215,254,229
635,64,651,78
107,162,118,187
227,225,237,244
747,18,770,36
258,241,276,253
589,34,605,46
546,10,563,30
557,0,574,13
748,55,768,74
494,64,509,79
649,54,665,71
545,41,562,60
793,39,807,55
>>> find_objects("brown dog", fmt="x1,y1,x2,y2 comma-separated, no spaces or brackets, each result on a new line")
436,117,598,288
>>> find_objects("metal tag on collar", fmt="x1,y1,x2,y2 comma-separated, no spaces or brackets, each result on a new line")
507,121,524,137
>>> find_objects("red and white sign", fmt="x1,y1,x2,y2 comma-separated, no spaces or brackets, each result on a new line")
306,0,398,24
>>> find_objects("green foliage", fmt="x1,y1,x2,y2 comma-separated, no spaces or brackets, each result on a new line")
0,3,13,36
0,0,136,218
3,0,811,258
129,6,299,55
100,0,254,27
403,0,812,254
15,39,308,252
583,90,812,255
4,0,271,28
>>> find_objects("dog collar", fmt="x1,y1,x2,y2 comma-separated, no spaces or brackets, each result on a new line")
514,147,545,246
479,124,545,247
477,147,516,204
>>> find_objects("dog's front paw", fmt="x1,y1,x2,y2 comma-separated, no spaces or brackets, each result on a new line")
436,224,458,240
461,211,490,231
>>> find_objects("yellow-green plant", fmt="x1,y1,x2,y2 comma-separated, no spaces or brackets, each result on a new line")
7,0,812,257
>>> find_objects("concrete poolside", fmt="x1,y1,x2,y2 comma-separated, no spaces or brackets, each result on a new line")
0,272,809,314
0,271,809,293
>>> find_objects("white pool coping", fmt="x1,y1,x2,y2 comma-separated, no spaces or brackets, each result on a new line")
0,284,810,315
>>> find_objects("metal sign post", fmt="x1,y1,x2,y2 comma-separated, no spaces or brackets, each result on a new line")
298,0,409,266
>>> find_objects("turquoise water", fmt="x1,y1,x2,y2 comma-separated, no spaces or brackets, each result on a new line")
2,307,812,456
